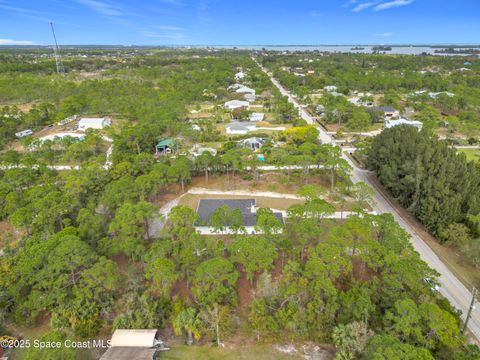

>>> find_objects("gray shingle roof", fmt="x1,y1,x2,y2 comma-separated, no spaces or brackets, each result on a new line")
196,198,283,227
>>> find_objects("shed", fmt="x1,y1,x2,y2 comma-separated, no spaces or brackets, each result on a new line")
78,117,111,131
156,138,176,154
110,329,158,348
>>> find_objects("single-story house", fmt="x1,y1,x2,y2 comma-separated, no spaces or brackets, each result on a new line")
226,122,256,135
224,100,250,110
244,93,256,102
324,85,338,92
236,86,255,94
15,129,33,138
385,118,423,130
78,117,111,131
239,137,266,150
249,112,265,122
235,71,246,80
372,106,399,118
100,329,168,360
195,198,284,235
156,138,176,154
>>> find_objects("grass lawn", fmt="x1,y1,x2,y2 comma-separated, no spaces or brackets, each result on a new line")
457,148,480,162
160,343,296,360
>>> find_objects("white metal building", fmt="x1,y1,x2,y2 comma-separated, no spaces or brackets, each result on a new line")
78,117,111,131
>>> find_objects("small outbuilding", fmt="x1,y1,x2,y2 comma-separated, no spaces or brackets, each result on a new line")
156,138,176,154
100,329,168,360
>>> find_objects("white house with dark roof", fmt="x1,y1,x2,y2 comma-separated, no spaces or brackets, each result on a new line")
194,198,284,235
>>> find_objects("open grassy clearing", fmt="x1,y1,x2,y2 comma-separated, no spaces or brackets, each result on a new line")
457,148,480,162
160,343,298,360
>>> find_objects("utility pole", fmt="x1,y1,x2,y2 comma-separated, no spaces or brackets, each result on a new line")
49,21,65,74
462,288,477,334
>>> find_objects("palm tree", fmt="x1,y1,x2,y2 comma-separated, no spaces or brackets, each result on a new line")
173,307,203,345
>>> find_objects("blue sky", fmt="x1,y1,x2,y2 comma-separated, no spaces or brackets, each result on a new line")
0,0,479,45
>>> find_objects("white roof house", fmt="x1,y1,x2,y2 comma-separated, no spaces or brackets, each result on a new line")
224,100,250,110
235,86,256,94
226,122,256,135
385,118,423,130
244,93,256,102
249,112,265,122
235,71,246,80
324,85,338,92
78,117,111,131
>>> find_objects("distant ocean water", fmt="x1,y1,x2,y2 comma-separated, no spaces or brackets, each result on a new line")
208,45,479,56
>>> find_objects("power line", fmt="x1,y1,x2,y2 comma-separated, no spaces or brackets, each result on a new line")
49,21,65,74
462,288,477,334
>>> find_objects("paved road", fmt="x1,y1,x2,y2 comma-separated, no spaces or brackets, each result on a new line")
256,58,480,340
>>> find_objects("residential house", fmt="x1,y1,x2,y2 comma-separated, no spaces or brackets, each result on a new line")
239,137,266,150
249,112,265,122
224,100,250,110
226,122,256,135
235,71,246,80
244,93,256,102
373,106,400,118
195,198,284,235
324,85,338,92
235,86,255,94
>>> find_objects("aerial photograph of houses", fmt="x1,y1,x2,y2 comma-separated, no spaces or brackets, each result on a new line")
0,0,480,359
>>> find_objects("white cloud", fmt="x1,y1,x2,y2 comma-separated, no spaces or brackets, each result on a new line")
374,0,414,11
342,0,359,8
74,0,122,16
309,10,322,17
0,38,35,45
140,31,186,40
374,32,393,37
0,4,45,15
154,25,185,31
352,2,376,12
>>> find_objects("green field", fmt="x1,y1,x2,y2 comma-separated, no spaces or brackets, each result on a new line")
160,344,298,360
457,148,480,162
